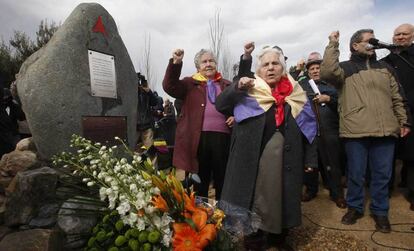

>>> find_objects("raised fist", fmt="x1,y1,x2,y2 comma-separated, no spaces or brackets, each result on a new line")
329,31,340,43
172,49,184,64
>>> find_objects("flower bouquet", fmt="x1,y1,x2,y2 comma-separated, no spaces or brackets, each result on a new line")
53,135,235,251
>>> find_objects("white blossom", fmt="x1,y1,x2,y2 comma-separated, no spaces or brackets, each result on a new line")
99,187,107,201
117,201,131,215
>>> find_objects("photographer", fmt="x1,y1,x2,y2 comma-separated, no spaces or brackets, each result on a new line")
0,87,25,158
136,73,158,149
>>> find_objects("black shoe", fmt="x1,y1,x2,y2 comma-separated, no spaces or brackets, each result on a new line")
244,231,265,251
301,192,316,202
371,214,391,233
333,197,347,209
398,181,407,188
341,208,363,225
266,232,293,251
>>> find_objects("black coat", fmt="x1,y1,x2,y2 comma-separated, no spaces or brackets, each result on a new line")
0,98,25,157
137,88,158,130
215,83,317,229
299,78,339,135
383,45,414,160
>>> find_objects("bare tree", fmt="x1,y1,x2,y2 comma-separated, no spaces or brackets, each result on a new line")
209,9,224,66
137,33,157,89
208,9,233,79
220,41,233,79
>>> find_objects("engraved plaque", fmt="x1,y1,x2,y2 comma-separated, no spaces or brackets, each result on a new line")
88,50,117,98
82,116,127,145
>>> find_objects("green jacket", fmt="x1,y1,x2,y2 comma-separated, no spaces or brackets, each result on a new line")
320,41,410,138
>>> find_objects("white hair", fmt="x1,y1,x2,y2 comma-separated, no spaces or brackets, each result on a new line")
194,49,216,69
255,47,287,74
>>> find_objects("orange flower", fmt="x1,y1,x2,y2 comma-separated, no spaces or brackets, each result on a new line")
183,192,197,212
172,189,183,203
182,211,192,219
199,224,217,249
152,195,169,212
192,209,207,231
172,224,202,251
172,222,188,233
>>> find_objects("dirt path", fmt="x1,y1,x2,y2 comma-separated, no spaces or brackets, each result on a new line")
291,189,414,250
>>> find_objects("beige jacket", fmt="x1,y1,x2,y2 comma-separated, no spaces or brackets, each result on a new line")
320,41,410,138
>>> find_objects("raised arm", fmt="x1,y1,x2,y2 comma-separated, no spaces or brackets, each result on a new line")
237,42,255,79
162,49,188,99
215,77,254,116
320,31,345,88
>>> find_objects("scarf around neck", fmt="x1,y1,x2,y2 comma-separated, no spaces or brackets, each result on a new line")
272,76,293,127
192,72,222,104
233,74,317,143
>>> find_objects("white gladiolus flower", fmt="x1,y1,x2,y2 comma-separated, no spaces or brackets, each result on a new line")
100,146,107,151
162,231,172,247
82,178,90,182
130,184,137,191
87,181,94,186
117,201,131,215
114,165,121,173
109,197,116,209
106,188,113,195
136,217,146,231
99,187,107,201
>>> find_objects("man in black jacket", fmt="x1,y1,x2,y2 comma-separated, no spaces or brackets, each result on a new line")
0,87,25,158
383,23,414,210
300,52,346,209
136,73,158,149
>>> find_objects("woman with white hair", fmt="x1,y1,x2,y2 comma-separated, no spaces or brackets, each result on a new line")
216,45,317,250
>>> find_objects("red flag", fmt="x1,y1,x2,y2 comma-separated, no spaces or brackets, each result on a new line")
92,16,108,37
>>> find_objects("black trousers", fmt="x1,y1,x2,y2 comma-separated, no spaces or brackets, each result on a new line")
194,131,230,200
304,133,345,199
405,161,414,201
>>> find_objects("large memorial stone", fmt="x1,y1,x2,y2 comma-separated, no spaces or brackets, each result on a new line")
16,3,137,159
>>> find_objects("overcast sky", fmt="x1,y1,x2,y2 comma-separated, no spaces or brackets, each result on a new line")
0,0,413,98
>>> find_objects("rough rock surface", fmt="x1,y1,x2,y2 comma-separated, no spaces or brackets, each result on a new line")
4,167,57,226
16,3,137,159
0,150,38,177
0,228,64,251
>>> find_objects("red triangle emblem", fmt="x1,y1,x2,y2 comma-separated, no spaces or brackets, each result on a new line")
92,16,108,37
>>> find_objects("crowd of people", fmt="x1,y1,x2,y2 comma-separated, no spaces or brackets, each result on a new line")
157,23,414,251
1,20,412,251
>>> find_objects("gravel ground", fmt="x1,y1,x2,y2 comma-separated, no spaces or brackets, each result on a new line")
177,169,414,251
287,224,369,251
290,187,414,251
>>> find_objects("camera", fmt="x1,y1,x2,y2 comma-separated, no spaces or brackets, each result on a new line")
137,72,148,87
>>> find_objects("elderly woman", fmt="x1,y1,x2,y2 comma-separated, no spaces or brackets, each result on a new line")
216,46,317,250
162,48,234,200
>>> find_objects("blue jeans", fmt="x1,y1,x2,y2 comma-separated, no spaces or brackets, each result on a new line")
344,137,395,216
